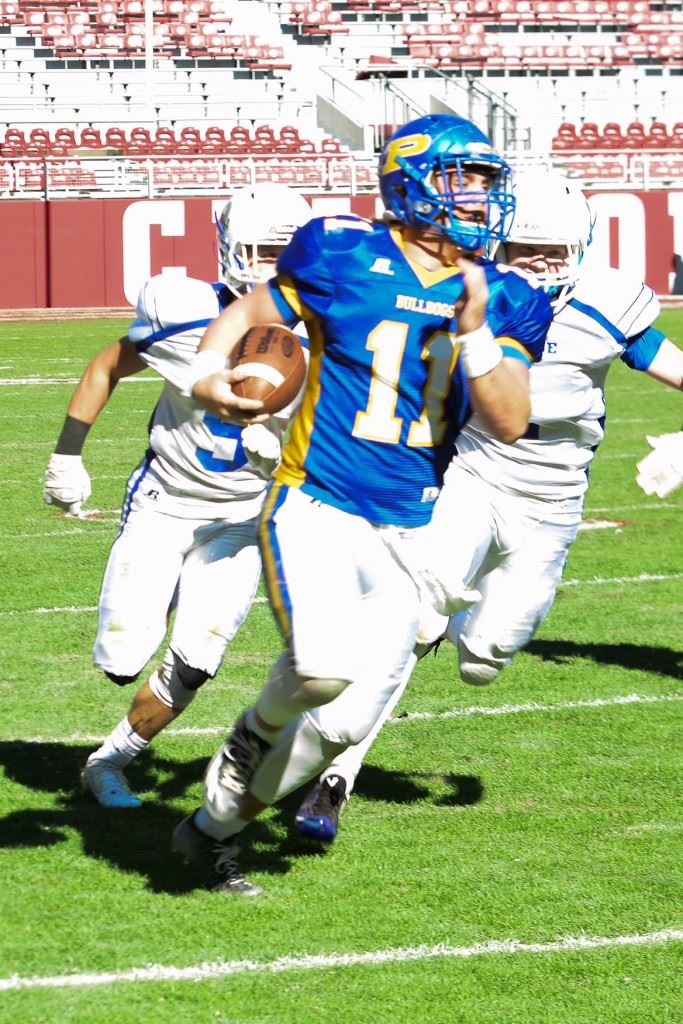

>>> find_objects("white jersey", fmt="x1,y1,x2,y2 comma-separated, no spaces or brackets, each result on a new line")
455,267,664,503
127,275,287,521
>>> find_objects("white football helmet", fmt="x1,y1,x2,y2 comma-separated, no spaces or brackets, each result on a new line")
217,183,312,297
496,170,594,305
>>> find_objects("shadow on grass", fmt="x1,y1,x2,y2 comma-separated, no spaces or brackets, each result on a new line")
0,741,482,890
527,639,683,680
351,762,483,809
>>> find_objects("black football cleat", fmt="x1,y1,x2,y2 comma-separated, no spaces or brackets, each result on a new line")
295,774,347,843
172,812,263,896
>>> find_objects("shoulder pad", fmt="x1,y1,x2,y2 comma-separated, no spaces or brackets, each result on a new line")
572,266,659,336
307,214,380,254
138,275,221,331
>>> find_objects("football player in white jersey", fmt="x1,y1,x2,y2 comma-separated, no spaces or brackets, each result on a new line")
43,183,312,809
293,169,683,843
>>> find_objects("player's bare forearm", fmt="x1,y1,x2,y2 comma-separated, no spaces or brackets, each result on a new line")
66,338,145,425
469,357,531,443
198,283,285,358
645,338,683,391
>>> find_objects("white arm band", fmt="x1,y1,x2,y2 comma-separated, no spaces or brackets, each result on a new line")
458,324,503,379
184,349,227,397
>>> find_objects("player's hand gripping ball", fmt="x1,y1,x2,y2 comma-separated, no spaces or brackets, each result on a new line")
230,324,306,415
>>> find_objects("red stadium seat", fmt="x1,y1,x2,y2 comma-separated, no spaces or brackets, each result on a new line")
576,122,601,148
623,121,648,148
3,128,26,149
128,127,152,152
670,123,683,149
54,128,78,150
644,121,671,149
151,127,177,153
79,127,104,149
601,122,626,148
179,126,202,151
205,125,229,146
225,125,248,150
104,127,128,149
0,2,20,22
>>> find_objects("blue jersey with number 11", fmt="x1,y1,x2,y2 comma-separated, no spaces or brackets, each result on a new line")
267,215,551,527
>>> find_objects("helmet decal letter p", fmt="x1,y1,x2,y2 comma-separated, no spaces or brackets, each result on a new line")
381,133,431,175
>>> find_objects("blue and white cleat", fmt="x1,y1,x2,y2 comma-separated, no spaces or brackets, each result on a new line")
295,774,347,842
81,760,143,809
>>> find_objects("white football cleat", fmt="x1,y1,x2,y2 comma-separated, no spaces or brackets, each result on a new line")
81,761,142,809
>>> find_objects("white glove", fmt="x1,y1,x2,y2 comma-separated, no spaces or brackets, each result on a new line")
43,453,92,515
636,431,683,498
381,526,481,618
241,424,282,479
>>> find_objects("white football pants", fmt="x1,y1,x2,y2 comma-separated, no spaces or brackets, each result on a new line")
298,463,582,791
259,484,421,684
94,485,261,678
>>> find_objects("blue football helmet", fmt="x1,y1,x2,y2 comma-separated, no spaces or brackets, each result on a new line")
378,114,515,252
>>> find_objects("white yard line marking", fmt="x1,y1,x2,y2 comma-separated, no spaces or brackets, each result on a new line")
587,503,680,512
3,573,680,619
12,692,683,744
11,527,116,539
0,377,158,386
622,822,683,835
390,692,683,725
596,452,645,460
578,520,623,531
560,572,683,587
0,928,680,992
0,597,269,617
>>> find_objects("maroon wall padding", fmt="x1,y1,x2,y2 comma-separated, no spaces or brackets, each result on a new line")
0,191,679,309
1,201,48,307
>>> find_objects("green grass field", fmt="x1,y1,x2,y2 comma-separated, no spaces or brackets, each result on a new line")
0,313,681,1024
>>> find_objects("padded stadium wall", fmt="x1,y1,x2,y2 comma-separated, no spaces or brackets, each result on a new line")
0,190,681,310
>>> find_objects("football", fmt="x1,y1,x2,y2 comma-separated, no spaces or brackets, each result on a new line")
229,323,307,415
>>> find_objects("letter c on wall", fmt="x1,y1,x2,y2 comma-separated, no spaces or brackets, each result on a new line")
122,200,186,305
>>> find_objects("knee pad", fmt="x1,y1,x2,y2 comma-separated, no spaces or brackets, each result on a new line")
307,663,415,747
255,651,350,729
104,670,140,687
295,676,349,708
457,635,505,687
149,649,211,710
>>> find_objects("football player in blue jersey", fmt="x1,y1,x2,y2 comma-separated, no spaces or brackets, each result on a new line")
43,184,312,809
292,169,683,844
172,114,553,895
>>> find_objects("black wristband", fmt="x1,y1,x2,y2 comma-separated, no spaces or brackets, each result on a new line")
54,415,91,456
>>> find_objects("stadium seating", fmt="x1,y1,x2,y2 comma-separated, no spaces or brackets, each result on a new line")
551,120,683,152
1,0,682,194
0,123,348,158
4,0,681,65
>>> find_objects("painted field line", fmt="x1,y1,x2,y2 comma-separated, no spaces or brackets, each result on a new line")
560,572,683,587
390,691,683,724
1,927,680,992
587,503,680,512
13,692,683,745
0,597,269,617
1,572,680,619
0,376,158,386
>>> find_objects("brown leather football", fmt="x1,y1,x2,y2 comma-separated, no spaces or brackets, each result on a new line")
229,323,306,415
